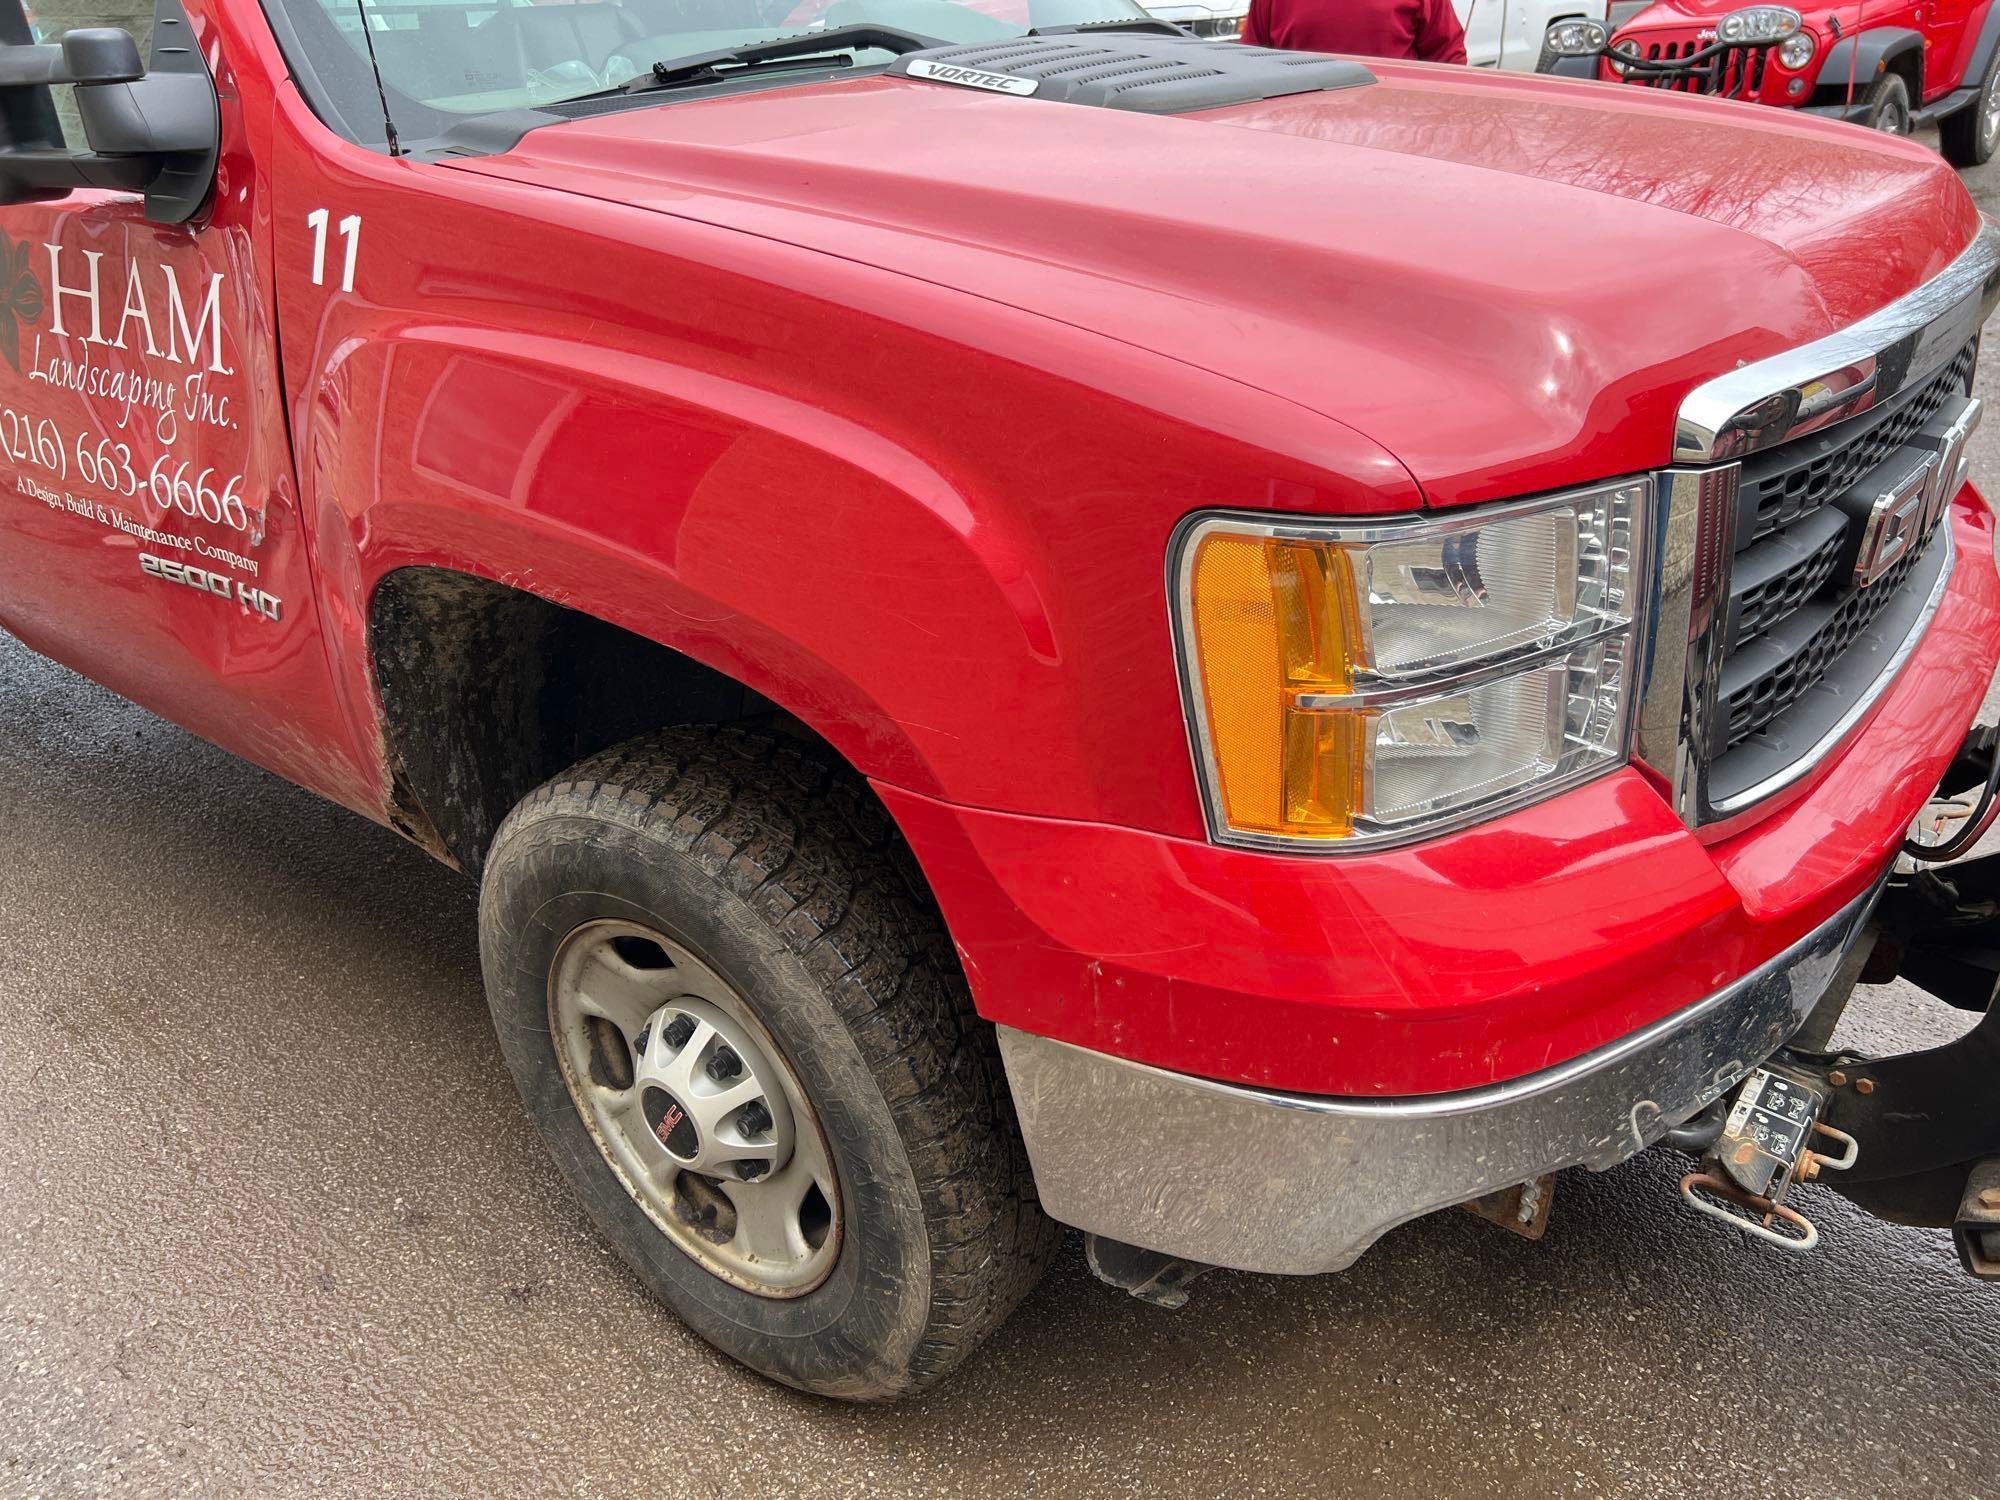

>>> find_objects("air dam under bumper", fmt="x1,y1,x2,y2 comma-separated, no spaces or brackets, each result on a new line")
998,879,1884,1275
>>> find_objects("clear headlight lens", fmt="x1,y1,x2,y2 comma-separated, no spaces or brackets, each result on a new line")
1545,18,1609,55
1174,480,1649,850
1717,4,1801,43
1777,29,1815,68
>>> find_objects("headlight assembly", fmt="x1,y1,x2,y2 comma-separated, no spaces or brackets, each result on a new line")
1717,5,1801,44
1544,18,1609,55
1777,29,1816,68
1173,480,1650,851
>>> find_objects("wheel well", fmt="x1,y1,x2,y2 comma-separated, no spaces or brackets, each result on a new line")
369,567,809,874
1885,44,1922,97
1816,35,1924,106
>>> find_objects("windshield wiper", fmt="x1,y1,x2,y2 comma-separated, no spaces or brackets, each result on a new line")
622,24,943,95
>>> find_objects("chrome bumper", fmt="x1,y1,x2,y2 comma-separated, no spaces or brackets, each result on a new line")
997,880,1884,1275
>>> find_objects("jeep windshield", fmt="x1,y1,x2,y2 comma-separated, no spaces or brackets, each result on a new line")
269,0,1155,129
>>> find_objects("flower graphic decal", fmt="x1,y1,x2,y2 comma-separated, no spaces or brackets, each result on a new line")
0,231,44,375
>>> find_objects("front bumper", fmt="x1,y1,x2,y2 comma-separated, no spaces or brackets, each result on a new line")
998,879,1883,1275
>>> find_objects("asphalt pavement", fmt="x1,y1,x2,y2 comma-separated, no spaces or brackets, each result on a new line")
6,136,2000,1500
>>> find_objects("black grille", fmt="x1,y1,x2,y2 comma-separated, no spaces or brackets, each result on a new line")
1741,342,1977,542
1627,38,1767,97
1716,43,1767,98
1704,331,1977,782
1733,525,1845,645
1720,541,1928,749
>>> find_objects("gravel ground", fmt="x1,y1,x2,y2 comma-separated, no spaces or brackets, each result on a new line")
4,130,2000,1500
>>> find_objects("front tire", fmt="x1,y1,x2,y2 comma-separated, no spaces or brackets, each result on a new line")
1863,73,1913,136
1941,48,2000,167
478,727,1058,1399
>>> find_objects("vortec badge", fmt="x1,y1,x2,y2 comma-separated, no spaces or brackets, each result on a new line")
905,58,1039,95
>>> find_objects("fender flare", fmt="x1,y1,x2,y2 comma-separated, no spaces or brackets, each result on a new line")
1813,27,1925,107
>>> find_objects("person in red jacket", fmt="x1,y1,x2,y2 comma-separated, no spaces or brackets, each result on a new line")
1240,0,1468,62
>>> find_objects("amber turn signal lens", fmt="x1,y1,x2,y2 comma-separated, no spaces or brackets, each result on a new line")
1186,532,1365,839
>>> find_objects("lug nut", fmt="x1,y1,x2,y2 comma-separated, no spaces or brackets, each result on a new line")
735,1159,769,1181
633,1023,652,1055
663,1015,696,1049
740,1101,773,1137
707,1045,743,1082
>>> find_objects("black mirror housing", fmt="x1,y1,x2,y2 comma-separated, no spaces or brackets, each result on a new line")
0,0,219,224
62,29,145,84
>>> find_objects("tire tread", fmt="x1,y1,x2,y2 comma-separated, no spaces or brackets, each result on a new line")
490,725,1059,1395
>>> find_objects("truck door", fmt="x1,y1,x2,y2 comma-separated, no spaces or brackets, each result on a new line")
0,0,374,807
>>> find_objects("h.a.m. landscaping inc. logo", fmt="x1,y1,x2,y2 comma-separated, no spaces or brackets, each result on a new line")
0,230,44,375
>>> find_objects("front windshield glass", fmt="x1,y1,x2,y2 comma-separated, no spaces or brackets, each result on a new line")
291,0,1155,119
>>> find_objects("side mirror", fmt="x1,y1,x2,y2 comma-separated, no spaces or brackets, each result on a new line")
0,0,218,224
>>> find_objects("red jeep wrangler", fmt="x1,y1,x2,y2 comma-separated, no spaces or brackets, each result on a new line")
1547,1,2000,163
1,0,1998,1401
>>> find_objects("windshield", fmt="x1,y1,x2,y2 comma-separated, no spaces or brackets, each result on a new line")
279,0,1155,122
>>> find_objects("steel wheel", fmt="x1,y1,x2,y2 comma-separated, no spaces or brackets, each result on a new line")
549,919,840,1297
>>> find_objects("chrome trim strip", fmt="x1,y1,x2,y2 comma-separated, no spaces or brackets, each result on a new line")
1707,526,1956,816
1288,617,1629,709
1675,221,2000,465
998,877,1885,1276
1632,465,1738,822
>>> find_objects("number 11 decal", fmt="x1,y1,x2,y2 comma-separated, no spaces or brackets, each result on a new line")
306,209,362,292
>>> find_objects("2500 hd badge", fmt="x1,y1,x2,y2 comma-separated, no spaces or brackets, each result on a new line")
139,551,282,622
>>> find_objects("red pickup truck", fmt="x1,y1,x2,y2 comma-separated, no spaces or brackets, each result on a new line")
2,0,1998,1401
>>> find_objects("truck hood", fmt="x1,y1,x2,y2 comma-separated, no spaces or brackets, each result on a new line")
454,61,1980,505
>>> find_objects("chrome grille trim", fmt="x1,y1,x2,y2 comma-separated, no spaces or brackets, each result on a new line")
1737,342,1977,543
1675,222,2000,466
1633,466,1738,825
1641,228,1999,828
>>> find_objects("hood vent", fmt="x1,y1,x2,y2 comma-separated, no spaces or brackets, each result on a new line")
889,35,1374,115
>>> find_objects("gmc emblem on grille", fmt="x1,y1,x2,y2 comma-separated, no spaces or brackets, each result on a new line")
1852,403,1980,588
1853,452,1939,587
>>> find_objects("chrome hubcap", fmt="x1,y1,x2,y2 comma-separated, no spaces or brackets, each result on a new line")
549,920,840,1297
1983,69,2000,149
